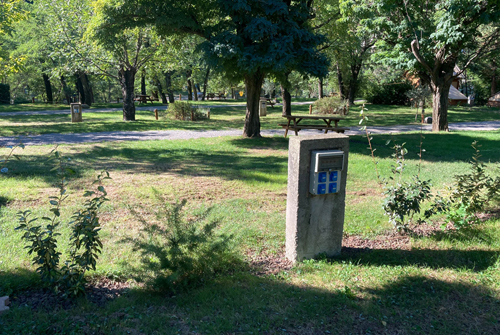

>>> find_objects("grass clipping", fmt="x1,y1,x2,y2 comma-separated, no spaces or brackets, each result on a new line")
127,197,237,292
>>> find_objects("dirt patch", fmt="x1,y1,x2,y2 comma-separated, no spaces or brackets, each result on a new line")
342,232,411,252
478,208,500,221
248,224,448,274
248,247,294,275
10,278,132,311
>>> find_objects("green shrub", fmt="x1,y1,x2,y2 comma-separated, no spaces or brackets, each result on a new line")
426,141,500,229
364,80,413,105
16,150,110,297
129,197,234,292
312,96,348,115
381,141,433,232
168,101,207,121
0,84,10,104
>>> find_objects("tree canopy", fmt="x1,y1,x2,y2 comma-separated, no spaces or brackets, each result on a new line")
345,0,500,130
95,0,329,136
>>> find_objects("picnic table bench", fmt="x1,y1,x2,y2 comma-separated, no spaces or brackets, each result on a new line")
134,94,159,104
206,93,225,100
279,115,350,138
266,98,276,108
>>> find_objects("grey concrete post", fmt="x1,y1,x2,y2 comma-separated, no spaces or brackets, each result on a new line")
285,134,349,262
70,103,83,122
259,98,267,116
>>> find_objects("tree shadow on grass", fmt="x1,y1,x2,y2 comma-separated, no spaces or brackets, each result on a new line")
5,142,289,185
2,248,500,335
0,196,9,208
413,225,498,246
333,247,499,272
229,136,289,151
0,268,40,296
349,131,500,162
3,270,499,334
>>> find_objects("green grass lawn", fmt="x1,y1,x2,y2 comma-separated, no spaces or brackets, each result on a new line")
1,131,500,334
1,102,499,137
0,99,247,113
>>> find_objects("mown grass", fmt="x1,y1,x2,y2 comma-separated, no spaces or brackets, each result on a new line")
1,102,499,137
0,131,500,334
0,99,247,113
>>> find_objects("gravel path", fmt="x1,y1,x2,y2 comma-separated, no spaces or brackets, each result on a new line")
1,121,499,146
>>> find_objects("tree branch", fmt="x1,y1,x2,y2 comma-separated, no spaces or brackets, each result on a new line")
456,28,500,77
410,39,433,75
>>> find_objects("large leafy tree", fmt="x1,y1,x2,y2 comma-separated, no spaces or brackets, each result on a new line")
324,15,376,105
347,0,500,131
95,0,328,137
0,0,26,80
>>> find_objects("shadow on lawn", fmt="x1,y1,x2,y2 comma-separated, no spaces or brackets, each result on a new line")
2,269,499,334
0,196,9,208
4,140,289,185
335,247,499,272
4,132,499,186
349,131,500,162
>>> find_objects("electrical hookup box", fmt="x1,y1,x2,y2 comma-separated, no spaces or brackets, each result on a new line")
309,149,344,195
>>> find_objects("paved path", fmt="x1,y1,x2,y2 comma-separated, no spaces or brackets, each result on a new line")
0,104,240,117
1,121,499,147
0,101,316,117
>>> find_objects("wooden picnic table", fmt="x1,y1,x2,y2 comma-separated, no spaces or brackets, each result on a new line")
279,115,350,138
135,94,153,104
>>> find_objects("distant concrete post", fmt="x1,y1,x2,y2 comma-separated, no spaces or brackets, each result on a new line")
70,103,83,122
259,98,267,116
285,134,350,262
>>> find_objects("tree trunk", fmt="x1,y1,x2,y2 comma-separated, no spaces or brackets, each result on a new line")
164,71,175,103
431,82,451,131
193,83,198,101
281,84,291,116
492,67,497,96
202,67,210,101
119,67,137,121
186,69,193,101
155,77,167,104
141,74,146,95
336,63,346,100
42,74,53,104
76,72,93,106
60,75,71,105
85,74,95,104
318,78,324,99
243,71,265,137
347,64,361,106
75,74,84,103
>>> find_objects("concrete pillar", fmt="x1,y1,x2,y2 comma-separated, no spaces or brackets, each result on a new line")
70,103,83,122
285,134,349,262
259,98,267,116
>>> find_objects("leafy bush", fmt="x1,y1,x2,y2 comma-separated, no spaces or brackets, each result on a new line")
364,80,413,105
168,101,207,121
426,141,500,229
129,197,235,292
0,84,10,104
16,150,110,297
313,96,348,115
383,176,432,231
381,141,433,232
